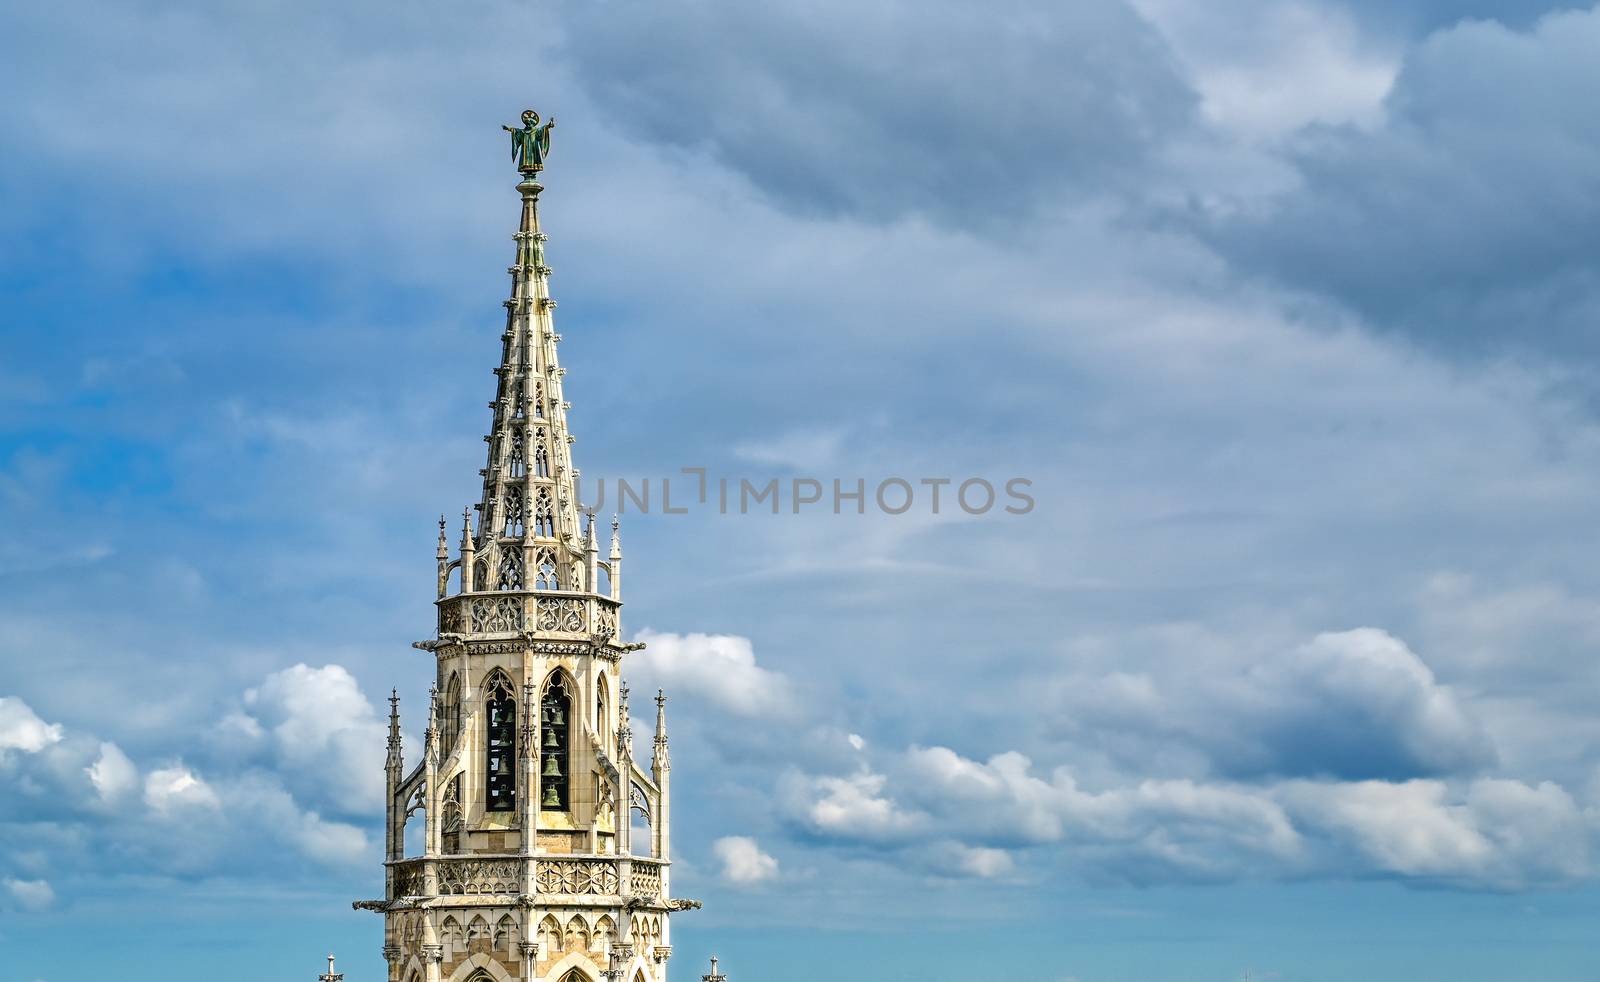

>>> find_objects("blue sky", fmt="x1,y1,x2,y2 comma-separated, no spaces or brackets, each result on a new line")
5,1,1600,979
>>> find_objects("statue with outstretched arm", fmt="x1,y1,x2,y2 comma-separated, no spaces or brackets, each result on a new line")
504,109,555,175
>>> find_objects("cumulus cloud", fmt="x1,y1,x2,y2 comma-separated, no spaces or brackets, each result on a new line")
1061,627,1495,781
0,697,62,755
1282,777,1589,888
143,764,221,814
785,742,1589,889
927,842,1016,879
85,742,138,803
712,836,781,885
785,767,927,843
4,877,55,911
241,663,386,812
630,631,795,717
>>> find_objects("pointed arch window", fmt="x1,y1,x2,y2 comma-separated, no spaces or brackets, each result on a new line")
512,381,527,420
497,549,524,590
503,488,526,537
534,431,550,478
534,547,558,590
442,673,462,755
508,431,527,478
540,673,572,811
534,489,555,537
442,773,463,853
534,383,545,419
484,671,517,812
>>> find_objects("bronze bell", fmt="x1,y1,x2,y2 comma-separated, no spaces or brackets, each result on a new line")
550,706,565,726
544,727,558,748
543,756,562,778
542,784,561,808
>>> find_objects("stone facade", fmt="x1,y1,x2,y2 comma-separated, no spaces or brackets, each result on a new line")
356,159,688,982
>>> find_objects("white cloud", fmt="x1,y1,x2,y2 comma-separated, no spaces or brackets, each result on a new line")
1132,0,1397,140
143,764,221,813
712,836,780,885
1056,626,1495,781
220,775,370,866
787,742,1588,889
1283,777,1590,888
0,697,62,755
242,663,385,810
929,842,1015,879
630,631,795,717
4,877,55,911
85,742,138,802
786,767,926,842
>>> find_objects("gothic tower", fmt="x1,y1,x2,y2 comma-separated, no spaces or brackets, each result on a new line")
357,111,692,982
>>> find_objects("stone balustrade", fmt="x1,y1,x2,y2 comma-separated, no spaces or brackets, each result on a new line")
436,591,620,640
388,855,665,903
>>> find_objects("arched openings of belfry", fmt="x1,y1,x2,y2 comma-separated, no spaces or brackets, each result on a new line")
483,669,518,813
540,671,574,811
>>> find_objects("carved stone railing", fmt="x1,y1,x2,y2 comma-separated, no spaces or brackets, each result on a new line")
535,857,619,896
438,591,620,640
628,859,663,899
438,857,521,896
388,853,665,903
392,858,426,898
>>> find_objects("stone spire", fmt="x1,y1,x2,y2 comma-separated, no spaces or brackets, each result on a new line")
386,689,402,760
652,689,670,774
466,165,585,595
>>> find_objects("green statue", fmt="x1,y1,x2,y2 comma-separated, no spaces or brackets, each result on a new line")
504,109,555,175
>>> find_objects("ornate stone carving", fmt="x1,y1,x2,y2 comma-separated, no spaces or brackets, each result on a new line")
535,858,620,895
437,858,521,896
470,596,523,633
629,863,662,898
536,596,585,632
421,944,443,963
438,599,464,634
530,640,592,655
595,604,617,639
392,861,425,898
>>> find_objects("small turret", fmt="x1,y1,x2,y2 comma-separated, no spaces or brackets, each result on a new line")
652,689,670,776
435,516,450,598
608,514,623,600
384,690,404,863
424,685,440,857
585,511,600,597
459,507,476,592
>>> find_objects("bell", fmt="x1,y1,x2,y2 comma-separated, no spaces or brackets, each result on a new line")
543,756,562,778
544,728,558,748
550,706,565,726
542,785,561,808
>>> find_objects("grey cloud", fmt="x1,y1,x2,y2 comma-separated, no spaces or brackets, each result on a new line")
1202,7,1600,364
560,0,1199,227
1058,628,1496,782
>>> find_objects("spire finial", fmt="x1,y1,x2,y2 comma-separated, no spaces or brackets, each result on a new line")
319,954,344,982
703,955,727,982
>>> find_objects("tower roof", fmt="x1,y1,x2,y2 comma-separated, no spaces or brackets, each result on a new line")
465,149,587,594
